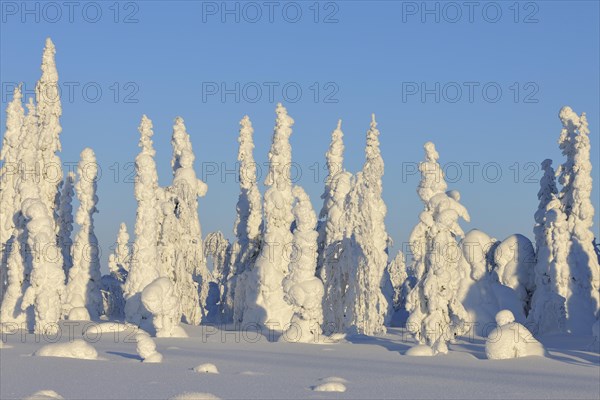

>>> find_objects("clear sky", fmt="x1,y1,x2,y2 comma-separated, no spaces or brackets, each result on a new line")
1,0,599,272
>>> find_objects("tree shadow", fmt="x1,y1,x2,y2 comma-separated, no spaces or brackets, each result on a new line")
106,351,142,361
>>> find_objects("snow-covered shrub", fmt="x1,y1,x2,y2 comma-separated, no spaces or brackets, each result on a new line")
23,390,65,400
141,277,187,337
35,339,98,360
485,310,545,360
193,363,219,374
281,186,323,343
136,331,163,363
64,148,102,320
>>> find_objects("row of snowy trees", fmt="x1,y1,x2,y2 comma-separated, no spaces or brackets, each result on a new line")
1,39,598,351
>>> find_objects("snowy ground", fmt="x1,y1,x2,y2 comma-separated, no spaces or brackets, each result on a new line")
1,323,599,400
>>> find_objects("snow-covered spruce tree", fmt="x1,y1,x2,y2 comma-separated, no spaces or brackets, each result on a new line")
405,143,470,354
36,38,63,231
555,107,599,334
57,172,75,278
231,116,263,325
1,98,39,326
528,196,568,334
534,160,559,254
318,120,354,333
243,104,295,330
317,119,345,277
64,148,102,320
110,223,130,282
0,86,25,303
342,115,392,336
203,231,231,322
124,116,161,325
281,186,323,343
158,116,208,325
101,223,130,319
387,251,408,313
20,197,66,334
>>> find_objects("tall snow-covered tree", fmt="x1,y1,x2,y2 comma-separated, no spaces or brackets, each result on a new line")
243,104,295,330
158,116,208,325
318,120,353,333
0,86,25,303
342,115,392,336
528,196,568,334
282,186,323,342
405,143,470,354
231,116,263,324
0,98,39,326
555,107,599,334
57,172,75,278
35,38,63,231
64,148,102,320
203,231,231,322
20,197,66,334
533,159,559,253
124,115,161,325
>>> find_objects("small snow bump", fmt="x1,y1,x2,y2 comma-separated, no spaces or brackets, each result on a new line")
193,363,219,374
23,390,64,400
169,392,220,400
313,382,347,392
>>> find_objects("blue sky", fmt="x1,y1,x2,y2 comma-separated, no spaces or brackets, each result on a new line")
1,0,599,271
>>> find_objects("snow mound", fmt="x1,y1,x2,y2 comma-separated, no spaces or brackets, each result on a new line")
23,390,64,400
239,371,264,376
67,307,91,321
486,310,546,360
313,382,347,392
84,322,134,336
193,363,219,374
405,344,435,357
169,393,220,400
320,376,349,383
136,332,163,363
35,339,98,360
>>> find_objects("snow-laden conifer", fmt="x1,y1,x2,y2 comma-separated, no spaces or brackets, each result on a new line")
282,186,323,342
405,143,470,354
124,116,161,325
57,172,75,278
64,148,102,320
231,116,263,324
243,104,295,329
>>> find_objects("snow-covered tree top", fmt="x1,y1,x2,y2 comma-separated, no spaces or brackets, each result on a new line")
293,186,316,232
265,103,294,187
36,37,62,153
1,85,24,162
363,114,383,181
325,119,344,185
238,115,256,190
171,116,195,171
417,141,448,204
138,115,156,157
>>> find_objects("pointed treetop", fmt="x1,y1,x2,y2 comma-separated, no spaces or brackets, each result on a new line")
40,37,58,81
371,113,377,127
541,158,553,170
337,119,342,130
138,115,155,156
423,141,439,162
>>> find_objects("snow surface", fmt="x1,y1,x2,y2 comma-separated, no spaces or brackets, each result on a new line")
1,323,598,399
